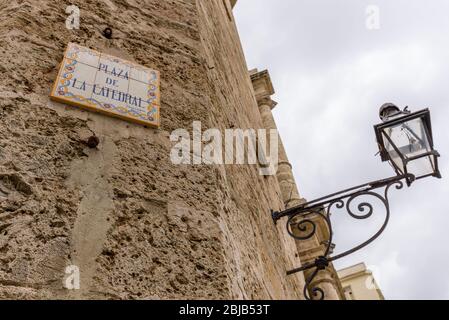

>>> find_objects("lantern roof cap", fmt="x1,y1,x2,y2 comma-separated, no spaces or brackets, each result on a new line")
379,103,401,121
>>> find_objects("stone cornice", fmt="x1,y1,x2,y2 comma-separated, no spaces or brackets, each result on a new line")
256,96,278,110
251,69,275,95
251,69,278,110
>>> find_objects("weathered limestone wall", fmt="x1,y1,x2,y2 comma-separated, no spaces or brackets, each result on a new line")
0,0,304,299
195,0,305,299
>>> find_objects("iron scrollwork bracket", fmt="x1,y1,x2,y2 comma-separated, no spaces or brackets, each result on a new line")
272,174,414,300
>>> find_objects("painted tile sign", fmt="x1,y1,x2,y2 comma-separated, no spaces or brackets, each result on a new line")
50,43,160,127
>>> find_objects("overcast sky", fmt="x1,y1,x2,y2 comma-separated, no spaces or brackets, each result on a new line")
235,0,449,300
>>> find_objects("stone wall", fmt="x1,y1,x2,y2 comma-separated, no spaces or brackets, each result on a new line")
0,0,304,299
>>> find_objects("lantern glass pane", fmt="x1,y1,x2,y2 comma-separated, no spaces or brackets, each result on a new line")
406,154,436,178
382,131,405,174
383,117,431,156
382,116,435,178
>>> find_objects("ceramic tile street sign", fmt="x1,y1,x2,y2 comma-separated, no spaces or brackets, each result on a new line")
50,43,160,127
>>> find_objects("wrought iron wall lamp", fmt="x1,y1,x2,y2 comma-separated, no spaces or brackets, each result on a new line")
272,104,441,300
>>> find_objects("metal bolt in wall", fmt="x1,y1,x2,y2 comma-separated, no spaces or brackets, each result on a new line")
103,27,112,39
87,135,100,148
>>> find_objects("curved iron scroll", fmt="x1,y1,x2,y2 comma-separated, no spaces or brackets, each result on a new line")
272,174,414,300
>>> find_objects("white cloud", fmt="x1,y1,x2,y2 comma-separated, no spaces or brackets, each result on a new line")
235,0,449,300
